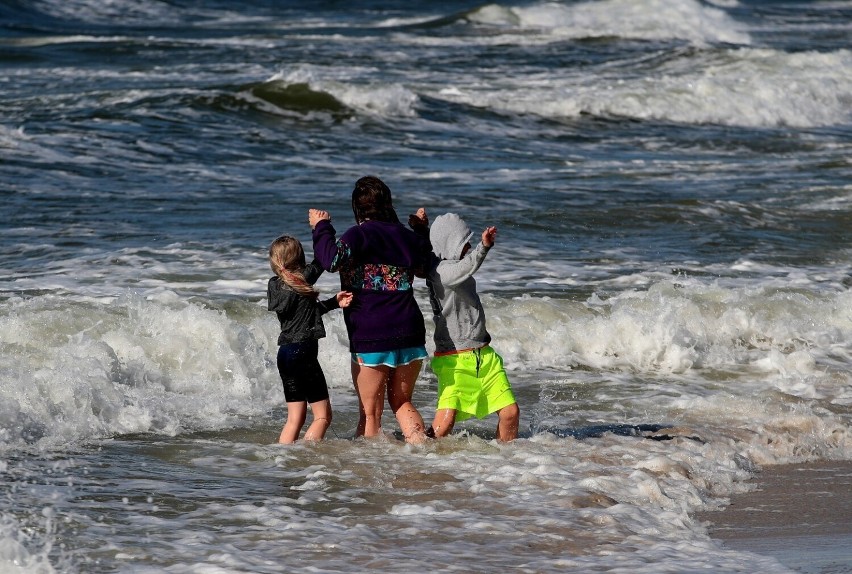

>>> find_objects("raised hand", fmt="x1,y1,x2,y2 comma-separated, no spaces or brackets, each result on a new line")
408,207,428,230
482,226,497,247
309,209,331,229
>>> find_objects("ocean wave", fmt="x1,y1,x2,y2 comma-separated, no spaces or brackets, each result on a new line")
420,0,752,46
245,80,350,118
261,69,420,118
11,0,242,29
431,47,852,128
1,280,849,456
0,293,281,451
487,281,852,378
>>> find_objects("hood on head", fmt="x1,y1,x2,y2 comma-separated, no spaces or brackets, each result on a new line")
430,213,473,260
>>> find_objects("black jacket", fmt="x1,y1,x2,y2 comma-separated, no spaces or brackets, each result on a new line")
267,260,339,345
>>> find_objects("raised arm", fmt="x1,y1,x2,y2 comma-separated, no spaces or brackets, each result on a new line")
310,209,354,273
408,207,429,236
309,209,330,229
432,228,494,287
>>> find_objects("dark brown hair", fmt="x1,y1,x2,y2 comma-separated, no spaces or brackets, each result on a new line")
351,175,400,224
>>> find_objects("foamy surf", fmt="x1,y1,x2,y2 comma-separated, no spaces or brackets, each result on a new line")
430,47,852,128
1,279,848,461
466,0,752,45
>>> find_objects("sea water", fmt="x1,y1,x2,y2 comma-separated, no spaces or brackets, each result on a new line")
1,0,850,572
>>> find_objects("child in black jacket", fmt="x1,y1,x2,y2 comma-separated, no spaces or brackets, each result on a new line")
268,235,352,443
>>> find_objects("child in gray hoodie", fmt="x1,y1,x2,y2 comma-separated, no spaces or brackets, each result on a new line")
410,209,520,442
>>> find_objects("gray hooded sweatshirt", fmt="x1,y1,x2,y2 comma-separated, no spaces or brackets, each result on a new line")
426,213,492,354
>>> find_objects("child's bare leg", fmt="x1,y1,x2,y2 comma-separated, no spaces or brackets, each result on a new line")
303,399,332,441
279,402,308,444
495,403,520,442
352,362,388,438
387,360,427,444
431,408,457,438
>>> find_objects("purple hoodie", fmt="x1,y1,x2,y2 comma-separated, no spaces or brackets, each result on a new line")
312,218,431,353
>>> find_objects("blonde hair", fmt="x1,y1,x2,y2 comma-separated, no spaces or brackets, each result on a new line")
268,235,318,299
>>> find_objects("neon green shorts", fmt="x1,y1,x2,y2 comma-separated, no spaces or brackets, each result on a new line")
431,346,516,422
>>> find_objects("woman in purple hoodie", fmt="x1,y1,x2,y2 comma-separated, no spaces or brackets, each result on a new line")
309,176,431,444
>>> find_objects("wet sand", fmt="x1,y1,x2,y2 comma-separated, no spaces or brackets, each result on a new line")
695,460,852,574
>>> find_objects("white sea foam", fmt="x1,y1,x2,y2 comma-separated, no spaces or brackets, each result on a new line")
1,35,131,47
1,275,849,464
0,290,361,452
0,125,27,148
493,281,852,376
5,277,842,566
0,295,263,450
0,513,58,574
467,0,752,46
237,430,793,572
1,417,813,573
431,47,852,128
371,0,752,49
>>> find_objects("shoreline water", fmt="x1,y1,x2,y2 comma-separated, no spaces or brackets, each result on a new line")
695,460,852,574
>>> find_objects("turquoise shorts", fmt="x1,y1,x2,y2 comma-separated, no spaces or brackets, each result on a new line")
352,345,428,368
432,345,516,422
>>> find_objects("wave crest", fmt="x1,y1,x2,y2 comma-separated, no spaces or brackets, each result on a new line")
465,0,751,45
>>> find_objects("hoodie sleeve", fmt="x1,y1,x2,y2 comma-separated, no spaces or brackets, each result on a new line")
412,227,433,279
432,241,491,288
312,219,354,273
